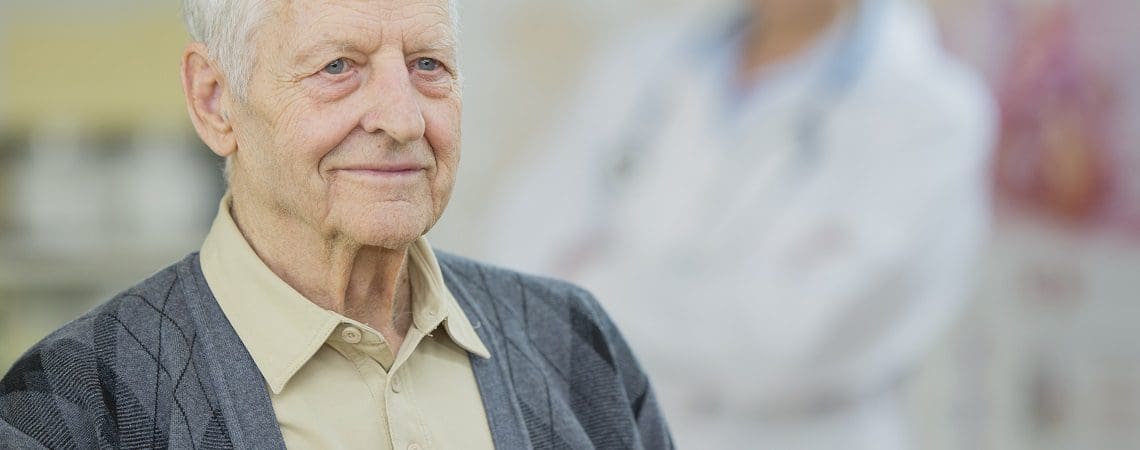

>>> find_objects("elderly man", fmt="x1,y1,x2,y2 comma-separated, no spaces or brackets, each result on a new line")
0,0,671,448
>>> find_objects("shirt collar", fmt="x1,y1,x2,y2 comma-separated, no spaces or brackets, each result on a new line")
406,237,490,359
199,194,489,394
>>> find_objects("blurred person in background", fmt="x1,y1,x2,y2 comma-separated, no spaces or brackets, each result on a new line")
483,0,995,448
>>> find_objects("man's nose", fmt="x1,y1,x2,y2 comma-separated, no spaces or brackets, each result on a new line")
360,59,427,144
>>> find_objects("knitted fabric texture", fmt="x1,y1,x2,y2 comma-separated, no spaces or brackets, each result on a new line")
1,252,672,449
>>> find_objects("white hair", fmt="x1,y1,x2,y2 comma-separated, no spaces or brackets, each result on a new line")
182,0,272,101
182,0,461,101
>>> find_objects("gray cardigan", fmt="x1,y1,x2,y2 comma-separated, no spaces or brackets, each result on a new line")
0,252,672,449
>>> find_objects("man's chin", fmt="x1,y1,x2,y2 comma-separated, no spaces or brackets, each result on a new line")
356,233,424,251
342,217,433,250
324,198,439,247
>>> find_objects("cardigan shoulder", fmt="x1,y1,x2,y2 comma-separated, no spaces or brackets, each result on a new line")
0,257,237,449
435,250,674,449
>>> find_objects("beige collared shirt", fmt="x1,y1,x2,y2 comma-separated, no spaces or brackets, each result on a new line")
199,195,495,450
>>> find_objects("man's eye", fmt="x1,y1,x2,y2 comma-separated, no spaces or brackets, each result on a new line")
323,58,350,75
414,58,441,71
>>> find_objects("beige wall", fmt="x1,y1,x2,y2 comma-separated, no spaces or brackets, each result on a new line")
0,6,188,131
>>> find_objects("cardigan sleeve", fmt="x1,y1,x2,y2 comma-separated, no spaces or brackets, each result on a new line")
0,325,107,449
574,287,676,449
0,314,114,450
0,415,49,450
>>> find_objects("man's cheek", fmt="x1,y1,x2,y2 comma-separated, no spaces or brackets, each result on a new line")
424,101,461,136
294,116,358,158
428,131,459,168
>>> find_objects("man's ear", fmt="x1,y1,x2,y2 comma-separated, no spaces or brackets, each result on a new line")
181,42,238,158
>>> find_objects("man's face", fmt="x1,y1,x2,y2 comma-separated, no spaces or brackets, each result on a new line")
228,0,461,249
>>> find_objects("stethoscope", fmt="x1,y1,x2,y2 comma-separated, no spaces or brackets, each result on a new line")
602,0,886,194
556,0,888,273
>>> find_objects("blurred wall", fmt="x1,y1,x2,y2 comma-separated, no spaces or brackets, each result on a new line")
913,1,1140,449
0,1,222,367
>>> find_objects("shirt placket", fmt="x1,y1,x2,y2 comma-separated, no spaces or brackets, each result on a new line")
328,322,436,450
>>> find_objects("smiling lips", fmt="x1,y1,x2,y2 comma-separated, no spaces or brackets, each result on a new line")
334,163,427,181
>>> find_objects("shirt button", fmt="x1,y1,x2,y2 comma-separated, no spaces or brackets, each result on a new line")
391,374,402,393
407,444,421,450
341,326,362,344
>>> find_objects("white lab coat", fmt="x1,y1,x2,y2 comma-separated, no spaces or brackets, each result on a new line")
481,1,995,448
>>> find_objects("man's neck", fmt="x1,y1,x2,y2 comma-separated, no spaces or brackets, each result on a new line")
228,191,415,350
739,0,853,81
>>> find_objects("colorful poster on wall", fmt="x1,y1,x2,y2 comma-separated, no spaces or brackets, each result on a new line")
935,0,1140,238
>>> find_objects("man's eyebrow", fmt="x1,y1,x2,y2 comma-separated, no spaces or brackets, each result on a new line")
292,40,362,65
409,31,458,54
290,33,457,65
416,42,456,53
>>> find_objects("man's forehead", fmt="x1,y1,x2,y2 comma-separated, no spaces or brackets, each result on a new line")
260,0,457,63
272,0,455,31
